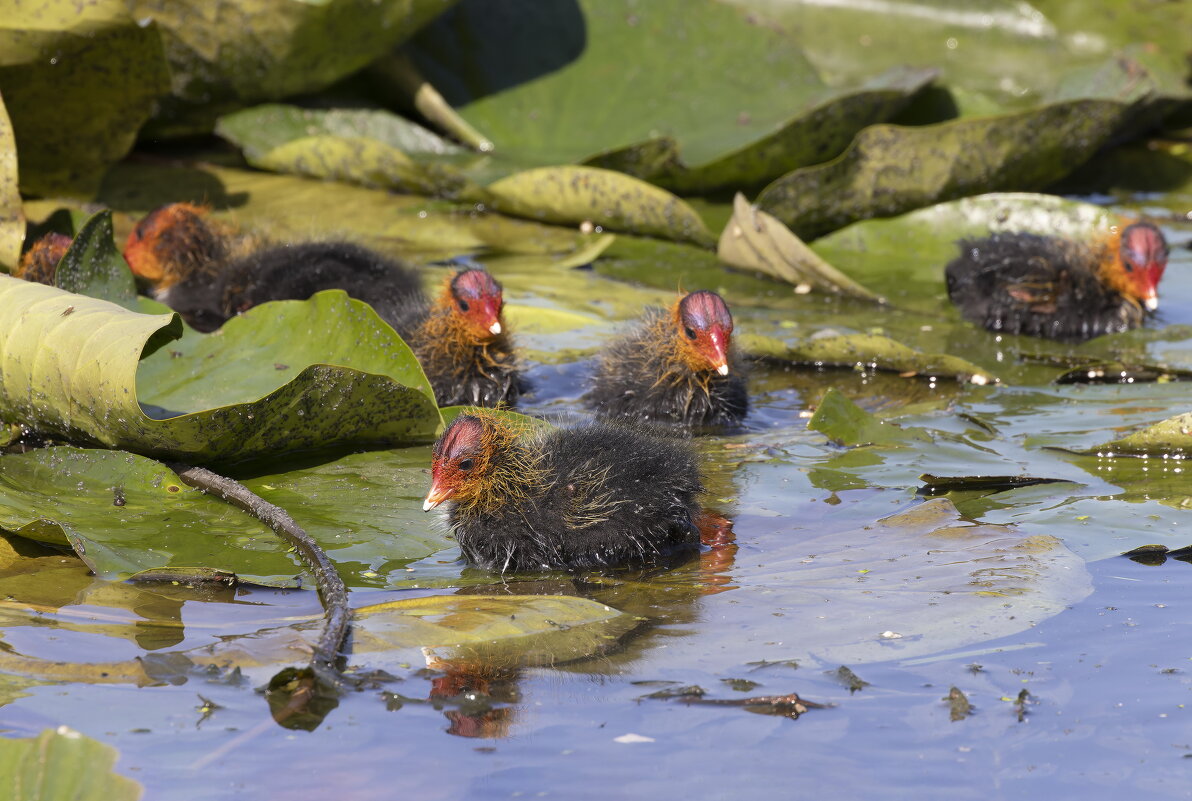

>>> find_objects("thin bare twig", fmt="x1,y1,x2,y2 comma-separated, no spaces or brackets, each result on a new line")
168,463,350,682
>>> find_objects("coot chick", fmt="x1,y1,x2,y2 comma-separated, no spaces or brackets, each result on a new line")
586,290,747,427
945,222,1169,342
123,204,523,406
399,269,524,407
423,412,703,572
123,203,421,333
14,232,72,285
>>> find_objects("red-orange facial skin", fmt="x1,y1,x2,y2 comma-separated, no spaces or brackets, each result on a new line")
122,202,209,284
1118,222,1168,310
424,415,487,510
448,269,505,343
676,290,735,375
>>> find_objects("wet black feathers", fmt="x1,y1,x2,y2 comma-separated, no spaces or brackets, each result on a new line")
945,233,1143,342
452,423,703,572
586,309,748,427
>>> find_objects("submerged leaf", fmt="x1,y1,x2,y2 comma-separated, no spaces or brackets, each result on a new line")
0,593,637,683
0,279,440,461
918,474,1076,495
808,388,931,447
0,727,142,800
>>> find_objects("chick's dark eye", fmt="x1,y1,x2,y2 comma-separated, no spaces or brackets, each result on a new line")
458,458,475,471
458,299,470,312
684,326,697,340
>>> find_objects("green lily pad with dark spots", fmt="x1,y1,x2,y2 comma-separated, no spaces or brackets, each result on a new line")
0,277,440,462
0,447,302,586
137,0,458,136
405,0,934,193
757,96,1142,240
0,1,170,197
0,94,19,271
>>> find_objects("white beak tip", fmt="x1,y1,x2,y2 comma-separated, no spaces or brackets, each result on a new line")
1145,297,1159,312
489,321,502,335
716,364,729,376
422,499,437,512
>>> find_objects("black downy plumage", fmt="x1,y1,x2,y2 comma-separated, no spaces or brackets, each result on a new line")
945,224,1169,342
586,290,748,428
424,413,703,572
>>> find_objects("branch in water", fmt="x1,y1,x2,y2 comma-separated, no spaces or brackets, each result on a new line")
168,462,350,682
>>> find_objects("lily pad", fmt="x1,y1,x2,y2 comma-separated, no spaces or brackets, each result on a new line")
0,0,170,196
0,93,19,271
0,278,440,461
485,167,714,246
1085,412,1192,458
52,211,137,308
0,447,301,586
406,0,933,192
136,0,458,135
215,104,478,200
0,727,142,801
758,95,1145,240
743,332,997,385
217,106,715,244
97,160,607,264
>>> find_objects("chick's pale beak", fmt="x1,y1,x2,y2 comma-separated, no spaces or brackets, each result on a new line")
489,320,502,335
1145,295,1159,312
706,326,730,376
422,480,453,512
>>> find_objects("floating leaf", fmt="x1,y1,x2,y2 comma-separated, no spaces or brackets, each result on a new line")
98,160,605,263
718,192,881,300
0,727,142,801
0,1,170,196
407,0,932,192
1086,411,1192,458
0,447,302,585
0,279,440,461
218,106,714,244
216,104,478,199
485,167,714,247
758,96,1143,240
808,388,931,447
136,0,459,135
0,93,19,270
743,332,996,385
